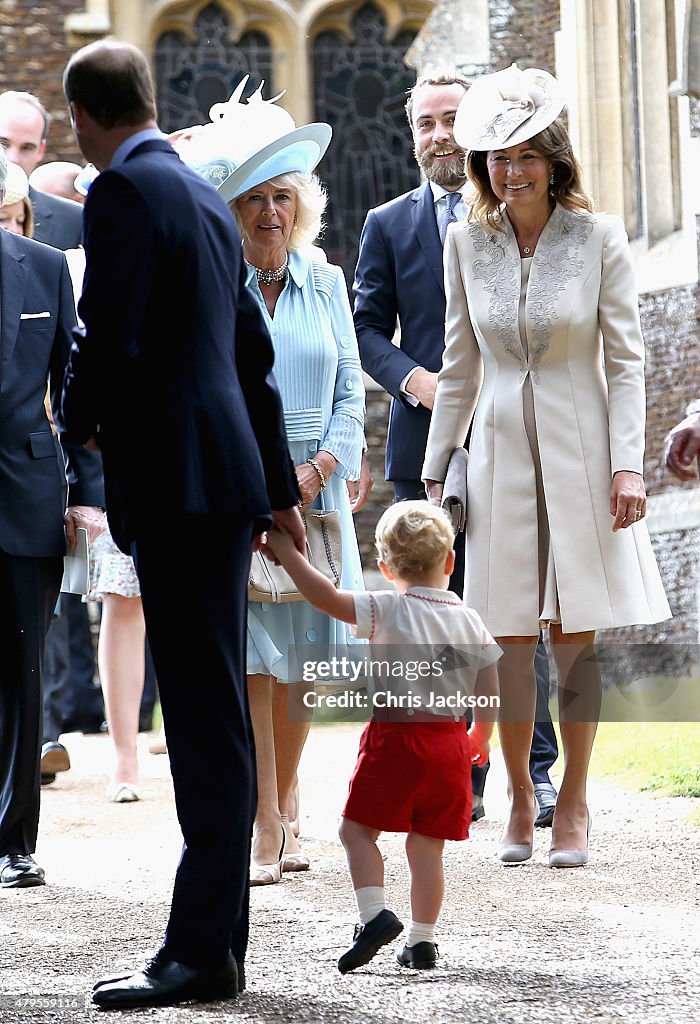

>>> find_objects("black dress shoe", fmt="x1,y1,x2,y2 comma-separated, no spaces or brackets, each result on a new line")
91,953,239,1008
93,958,246,995
41,773,56,787
0,853,46,888
337,909,403,974
40,742,70,777
534,782,557,827
471,795,485,822
397,941,439,969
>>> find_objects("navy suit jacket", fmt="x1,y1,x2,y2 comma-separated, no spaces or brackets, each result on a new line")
60,138,298,552
0,230,102,558
29,186,83,251
353,181,448,482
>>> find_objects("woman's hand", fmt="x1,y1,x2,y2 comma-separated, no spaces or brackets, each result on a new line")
610,471,647,531
425,480,444,507
295,450,338,506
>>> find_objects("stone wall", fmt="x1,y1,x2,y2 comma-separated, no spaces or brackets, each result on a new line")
641,281,700,497
0,0,83,160
488,0,559,74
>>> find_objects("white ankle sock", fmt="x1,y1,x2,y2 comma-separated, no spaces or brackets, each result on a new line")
406,921,436,946
355,886,385,925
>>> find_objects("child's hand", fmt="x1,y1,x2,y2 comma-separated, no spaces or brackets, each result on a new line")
266,525,297,562
468,722,492,767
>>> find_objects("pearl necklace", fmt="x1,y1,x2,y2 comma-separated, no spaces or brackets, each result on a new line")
244,255,288,285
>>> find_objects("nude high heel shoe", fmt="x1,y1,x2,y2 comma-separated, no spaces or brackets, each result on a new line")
250,826,285,886
548,814,592,868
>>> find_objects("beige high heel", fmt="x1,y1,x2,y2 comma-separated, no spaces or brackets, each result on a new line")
250,826,285,886
549,813,592,868
281,813,310,872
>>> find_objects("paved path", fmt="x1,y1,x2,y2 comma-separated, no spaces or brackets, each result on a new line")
0,726,698,1024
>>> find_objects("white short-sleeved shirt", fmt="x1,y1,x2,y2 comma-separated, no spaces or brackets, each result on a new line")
351,587,502,718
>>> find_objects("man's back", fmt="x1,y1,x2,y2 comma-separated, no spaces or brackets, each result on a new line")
64,139,290,548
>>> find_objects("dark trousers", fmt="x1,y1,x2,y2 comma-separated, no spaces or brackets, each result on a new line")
392,480,559,790
131,516,256,968
530,640,558,784
0,548,62,854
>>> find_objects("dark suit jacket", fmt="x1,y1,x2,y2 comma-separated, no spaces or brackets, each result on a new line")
353,181,450,482
60,138,298,552
29,186,83,251
0,230,102,558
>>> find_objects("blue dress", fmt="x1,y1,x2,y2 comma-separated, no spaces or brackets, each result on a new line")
245,249,366,682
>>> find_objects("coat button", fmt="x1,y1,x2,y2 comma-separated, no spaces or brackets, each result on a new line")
340,335,351,348
306,629,317,641
308,444,316,453
345,379,353,390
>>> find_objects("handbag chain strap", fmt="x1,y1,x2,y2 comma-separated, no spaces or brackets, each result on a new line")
320,515,340,585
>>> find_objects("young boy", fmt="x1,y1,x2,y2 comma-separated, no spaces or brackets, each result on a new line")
266,501,500,973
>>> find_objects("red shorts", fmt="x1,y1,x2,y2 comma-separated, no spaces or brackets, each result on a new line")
342,719,472,841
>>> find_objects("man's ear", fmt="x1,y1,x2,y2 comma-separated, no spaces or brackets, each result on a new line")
68,101,83,133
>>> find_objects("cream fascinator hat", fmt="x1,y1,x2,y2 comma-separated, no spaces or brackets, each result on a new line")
172,77,332,202
454,64,565,151
4,162,29,205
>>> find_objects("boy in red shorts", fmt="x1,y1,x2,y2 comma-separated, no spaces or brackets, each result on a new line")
267,501,500,973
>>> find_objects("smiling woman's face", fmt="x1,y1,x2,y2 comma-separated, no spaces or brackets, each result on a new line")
486,141,552,216
235,180,298,261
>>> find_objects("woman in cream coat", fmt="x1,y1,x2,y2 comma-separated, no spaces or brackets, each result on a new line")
423,66,670,869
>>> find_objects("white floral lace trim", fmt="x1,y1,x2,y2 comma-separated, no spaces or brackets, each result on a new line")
469,206,594,383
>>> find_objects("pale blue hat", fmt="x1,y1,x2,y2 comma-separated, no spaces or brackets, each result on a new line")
174,78,331,203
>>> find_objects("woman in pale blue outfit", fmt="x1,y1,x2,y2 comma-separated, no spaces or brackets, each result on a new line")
177,82,366,884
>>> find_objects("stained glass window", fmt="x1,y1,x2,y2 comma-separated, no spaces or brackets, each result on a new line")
154,2,273,133
312,3,418,284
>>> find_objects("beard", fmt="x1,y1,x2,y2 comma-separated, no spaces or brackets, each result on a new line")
416,143,467,189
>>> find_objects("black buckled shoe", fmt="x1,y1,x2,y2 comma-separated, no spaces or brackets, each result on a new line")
534,782,558,828
397,941,439,970
337,909,403,974
0,853,46,888
91,952,239,1008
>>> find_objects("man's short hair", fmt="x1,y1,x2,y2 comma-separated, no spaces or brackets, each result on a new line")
0,91,50,138
405,69,471,128
63,41,157,130
0,146,7,200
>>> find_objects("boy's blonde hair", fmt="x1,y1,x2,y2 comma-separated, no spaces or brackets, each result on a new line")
375,500,454,581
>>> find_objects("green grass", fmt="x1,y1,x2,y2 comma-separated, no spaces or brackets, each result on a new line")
590,722,700,798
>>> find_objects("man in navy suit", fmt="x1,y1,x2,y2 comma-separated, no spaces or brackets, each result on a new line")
0,91,83,250
0,147,104,889
61,41,304,1009
353,71,559,824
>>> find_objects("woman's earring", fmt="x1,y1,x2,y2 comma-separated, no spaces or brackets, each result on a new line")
549,172,555,187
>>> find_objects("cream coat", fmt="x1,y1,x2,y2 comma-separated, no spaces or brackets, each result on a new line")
422,204,670,635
